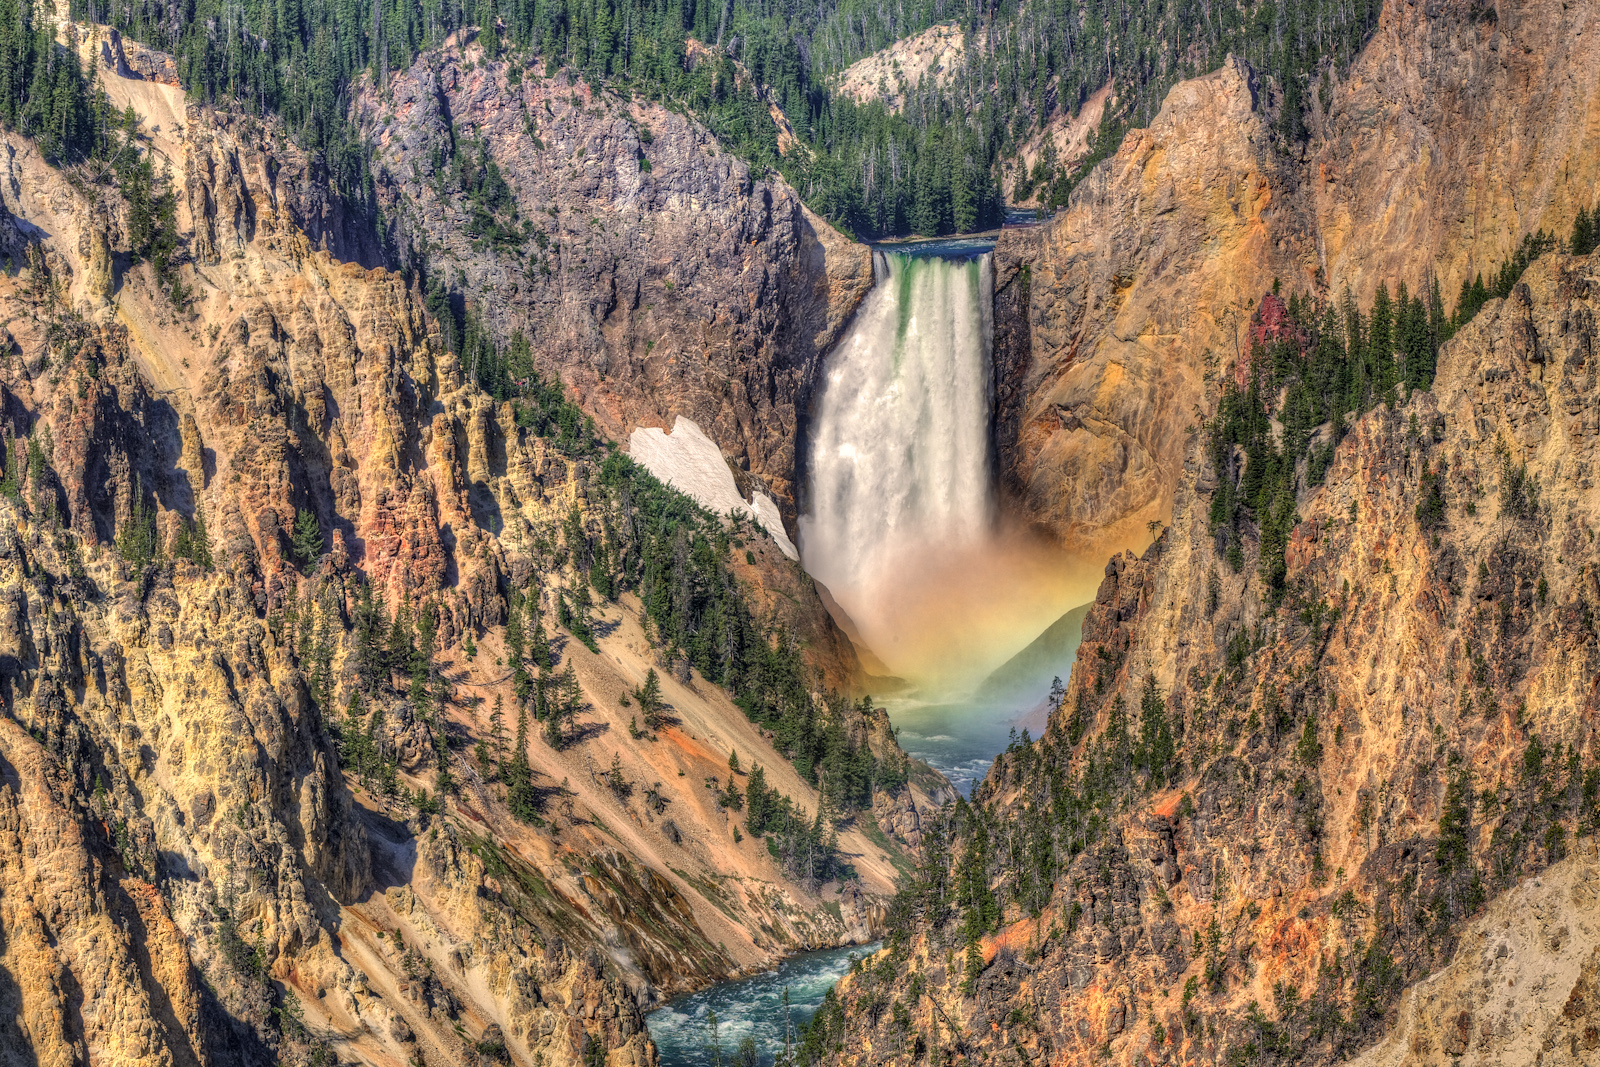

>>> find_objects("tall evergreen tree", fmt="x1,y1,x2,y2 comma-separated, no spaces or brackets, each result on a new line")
1368,282,1395,404
291,508,323,571
488,695,507,777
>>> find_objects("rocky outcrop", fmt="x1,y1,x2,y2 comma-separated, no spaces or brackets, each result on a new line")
1309,0,1600,302
991,56,1305,561
829,24,967,113
822,246,1600,1065
995,0,1600,558
1350,839,1600,1067
102,27,183,85
357,38,873,522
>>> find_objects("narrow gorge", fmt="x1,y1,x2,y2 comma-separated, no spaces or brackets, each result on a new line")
0,0,1597,1064
795,243,1098,790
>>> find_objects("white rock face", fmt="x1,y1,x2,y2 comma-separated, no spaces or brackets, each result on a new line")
628,416,800,560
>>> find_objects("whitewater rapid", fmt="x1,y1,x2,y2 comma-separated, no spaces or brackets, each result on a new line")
646,942,878,1067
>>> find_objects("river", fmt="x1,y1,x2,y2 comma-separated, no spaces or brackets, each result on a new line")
646,942,881,1067
649,230,1088,1064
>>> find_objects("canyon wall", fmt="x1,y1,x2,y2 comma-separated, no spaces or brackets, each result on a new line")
823,237,1600,1067
991,57,1306,561
358,37,874,523
0,24,943,1067
993,0,1600,560
816,0,1600,1060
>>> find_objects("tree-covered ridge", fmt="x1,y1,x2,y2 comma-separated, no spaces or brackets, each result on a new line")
29,0,1386,239
0,251,903,845
136,317,905,836
793,0,1385,233
1208,222,1583,606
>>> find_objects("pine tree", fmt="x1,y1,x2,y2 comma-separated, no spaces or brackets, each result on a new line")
589,537,613,600
388,592,414,676
353,580,388,685
704,1008,723,1067
636,667,667,730
506,595,526,662
1135,674,1175,787
343,691,369,771
745,764,771,834
0,435,17,503
506,699,539,820
531,617,552,670
435,725,454,797
1394,283,1430,391
569,582,597,651
116,474,160,567
514,698,529,765
1341,292,1366,415
193,511,213,567
308,593,336,712
483,697,504,777
173,503,212,568
1573,205,1597,257
560,661,582,738
1368,282,1396,404
543,688,564,749
416,601,438,681
291,508,323,570
1426,274,1447,384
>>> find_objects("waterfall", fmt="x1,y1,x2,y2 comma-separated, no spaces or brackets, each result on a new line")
800,250,997,677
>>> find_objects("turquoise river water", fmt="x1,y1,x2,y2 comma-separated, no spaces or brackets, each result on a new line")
646,942,881,1067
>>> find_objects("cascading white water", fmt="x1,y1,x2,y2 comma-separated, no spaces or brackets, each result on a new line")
800,250,997,677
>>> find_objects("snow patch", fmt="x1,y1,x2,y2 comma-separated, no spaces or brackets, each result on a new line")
628,417,799,560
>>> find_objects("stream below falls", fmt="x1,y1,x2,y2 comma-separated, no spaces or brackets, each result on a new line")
645,231,1095,1064
646,942,881,1067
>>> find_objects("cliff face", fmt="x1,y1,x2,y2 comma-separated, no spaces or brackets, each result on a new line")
1310,0,1600,301
0,23,938,1067
828,1,1600,1057
1348,840,1600,1067
993,0,1600,558
821,248,1600,1065
990,57,1309,561
357,36,873,522
829,24,967,113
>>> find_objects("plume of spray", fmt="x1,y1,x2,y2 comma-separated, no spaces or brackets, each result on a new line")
801,251,1098,690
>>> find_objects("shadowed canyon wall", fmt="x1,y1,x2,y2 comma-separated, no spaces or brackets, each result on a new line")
358,38,874,523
